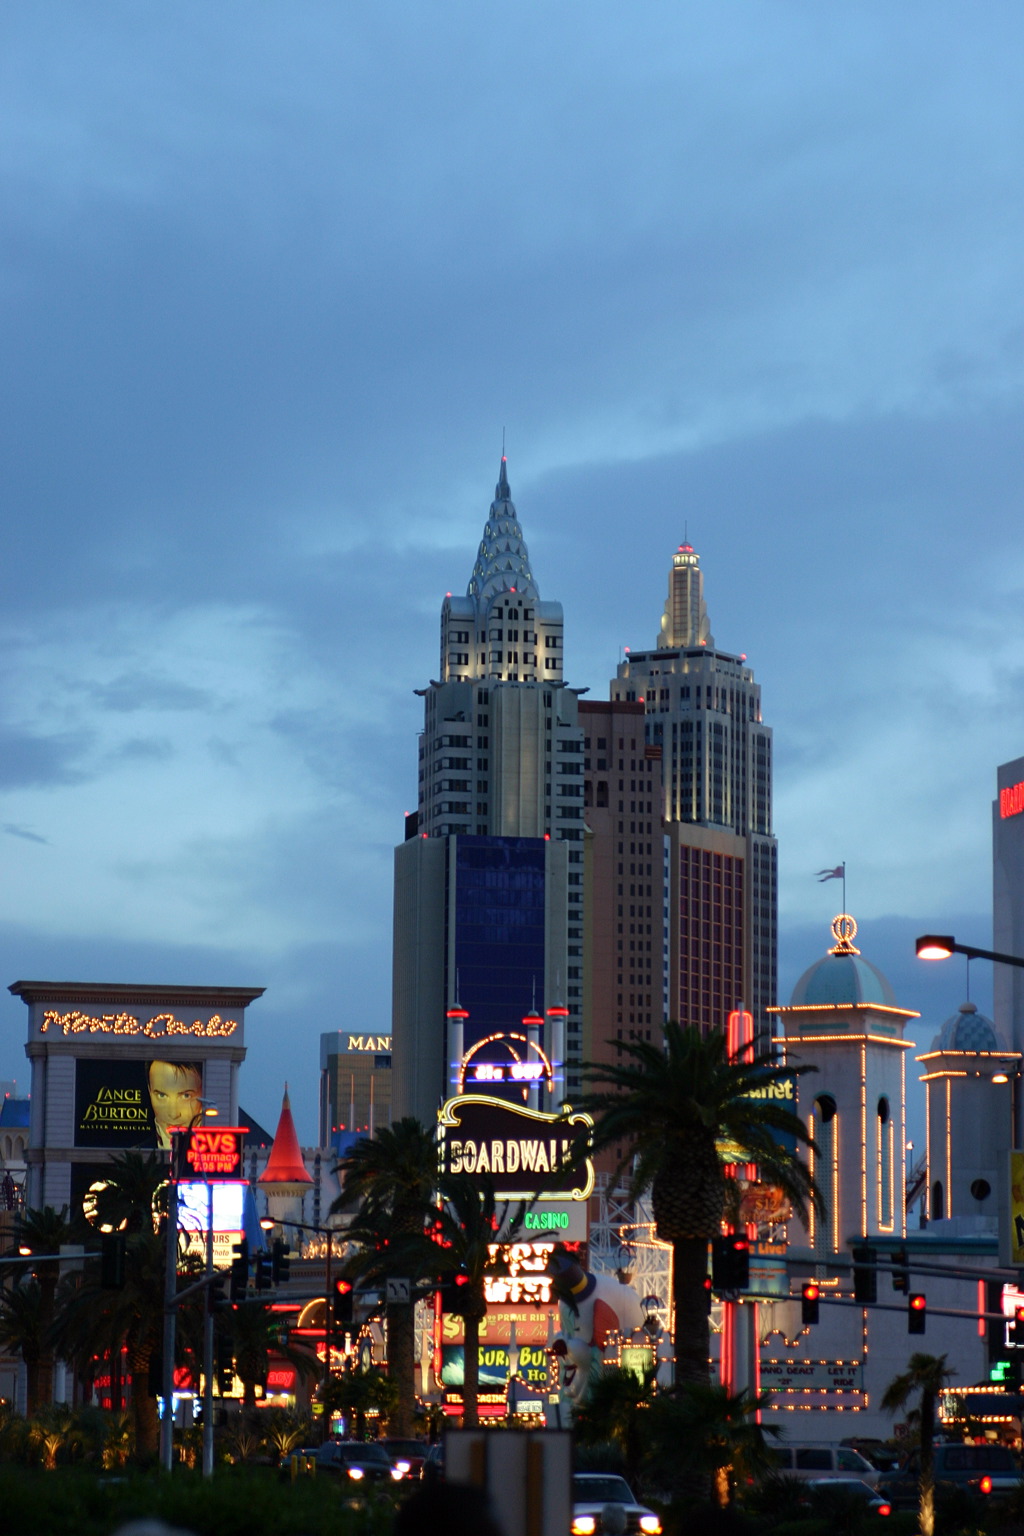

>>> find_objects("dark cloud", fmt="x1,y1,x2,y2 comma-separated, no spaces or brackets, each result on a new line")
3,824,49,845
88,673,212,713
0,730,93,788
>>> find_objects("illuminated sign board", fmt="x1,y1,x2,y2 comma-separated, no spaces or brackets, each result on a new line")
345,1035,392,1052
438,1095,594,1201
75,1058,204,1151
180,1126,246,1180
1001,781,1024,819
759,1359,864,1392
42,1010,237,1039
177,1180,245,1232
471,1062,544,1084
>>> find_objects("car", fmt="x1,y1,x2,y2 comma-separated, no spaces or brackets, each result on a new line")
877,1443,1022,1510
382,1436,428,1479
839,1438,902,1472
420,1442,445,1483
571,1473,662,1535
315,1439,403,1484
798,1478,893,1516
769,1444,880,1485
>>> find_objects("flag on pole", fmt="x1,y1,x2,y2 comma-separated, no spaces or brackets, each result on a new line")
815,865,845,882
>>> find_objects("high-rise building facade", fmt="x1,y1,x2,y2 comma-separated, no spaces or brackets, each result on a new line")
392,461,586,1124
612,542,777,1047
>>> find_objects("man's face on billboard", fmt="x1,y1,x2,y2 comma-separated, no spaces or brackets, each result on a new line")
148,1060,203,1147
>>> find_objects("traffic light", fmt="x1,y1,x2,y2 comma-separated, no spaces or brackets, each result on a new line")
908,1293,927,1334
1009,1306,1024,1346
333,1277,355,1328
439,1268,473,1315
711,1235,750,1293
208,1272,229,1315
271,1238,291,1286
891,1247,909,1293
100,1232,126,1290
703,1275,713,1314
216,1331,234,1395
852,1245,877,1304
254,1251,273,1291
801,1282,820,1326
230,1237,249,1302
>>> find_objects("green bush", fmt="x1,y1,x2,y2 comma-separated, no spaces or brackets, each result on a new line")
0,1465,397,1536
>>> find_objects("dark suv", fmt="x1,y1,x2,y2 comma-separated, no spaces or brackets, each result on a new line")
877,1444,1021,1509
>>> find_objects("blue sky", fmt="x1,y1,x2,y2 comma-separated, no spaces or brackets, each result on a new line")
2,3,1022,1143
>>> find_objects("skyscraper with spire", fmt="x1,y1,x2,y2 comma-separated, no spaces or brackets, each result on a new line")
611,542,777,1048
392,459,586,1124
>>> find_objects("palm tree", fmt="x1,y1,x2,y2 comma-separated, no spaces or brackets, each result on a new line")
13,1205,75,1409
572,1365,655,1487
432,1173,524,1429
54,1153,201,1462
331,1117,438,1436
0,1278,45,1414
660,1382,778,1507
226,1298,318,1410
881,1352,953,1536
577,1022,820,1387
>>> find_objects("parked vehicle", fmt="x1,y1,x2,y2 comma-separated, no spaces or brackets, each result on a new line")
769,1444,880,1486
798,1478,893,1516
877,1443,1022,1510
420,1442,445,1484
571,1473,662,1535
839,1438,901,1471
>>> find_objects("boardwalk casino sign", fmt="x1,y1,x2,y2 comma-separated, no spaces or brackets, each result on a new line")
438,1095,594,1202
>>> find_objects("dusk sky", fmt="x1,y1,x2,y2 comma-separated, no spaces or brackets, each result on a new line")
2,4,1022,1144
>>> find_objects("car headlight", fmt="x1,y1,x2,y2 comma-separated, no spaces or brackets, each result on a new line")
395,1460,411,1475
390,1466,405,1481
347,1467,364,1480
572,1519,597,1535
640,1519,662,1535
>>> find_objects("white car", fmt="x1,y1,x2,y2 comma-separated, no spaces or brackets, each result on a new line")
571,1474,663,1535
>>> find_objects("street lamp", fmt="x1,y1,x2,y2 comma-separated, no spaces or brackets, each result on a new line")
916,935,1024,969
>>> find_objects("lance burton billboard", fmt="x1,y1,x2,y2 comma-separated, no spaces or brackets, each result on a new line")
437,1095,594,1202
74,1058,204,1150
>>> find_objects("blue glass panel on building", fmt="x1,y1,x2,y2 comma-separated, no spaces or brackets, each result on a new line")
453,837,546,1053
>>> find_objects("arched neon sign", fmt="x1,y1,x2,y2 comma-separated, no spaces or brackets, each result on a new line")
458,1031,554,1097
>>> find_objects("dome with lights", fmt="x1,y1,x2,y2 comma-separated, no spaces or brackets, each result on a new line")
789,914,898,1008
930,1000,1009,1053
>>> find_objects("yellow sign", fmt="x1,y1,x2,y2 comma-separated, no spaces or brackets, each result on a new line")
1009,1151,1024,1264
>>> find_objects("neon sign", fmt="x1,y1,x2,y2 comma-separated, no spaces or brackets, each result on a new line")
181,1127,246,1180
472,1062,544,1083
1001,781,1024,819
41,1010,237,1039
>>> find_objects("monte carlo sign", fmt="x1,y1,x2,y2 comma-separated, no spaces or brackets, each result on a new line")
438,1095,594,1203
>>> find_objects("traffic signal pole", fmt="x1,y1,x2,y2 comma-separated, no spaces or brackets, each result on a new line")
202,1178,214,1481
159,1152,180,1474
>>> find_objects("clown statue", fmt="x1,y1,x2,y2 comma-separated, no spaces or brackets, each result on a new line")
546,1245,646,1410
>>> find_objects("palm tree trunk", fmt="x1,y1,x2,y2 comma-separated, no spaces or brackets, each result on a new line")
389,1299,416,1437
463,1313,480,1429
919,1387,936,1536
130,1343,160,1462
673,1235,712,1387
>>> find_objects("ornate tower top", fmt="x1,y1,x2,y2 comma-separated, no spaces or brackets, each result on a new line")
658,542,713,650
467,457,539,608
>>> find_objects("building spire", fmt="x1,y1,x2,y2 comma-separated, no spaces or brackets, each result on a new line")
659,541,713,649
467,455,540,606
